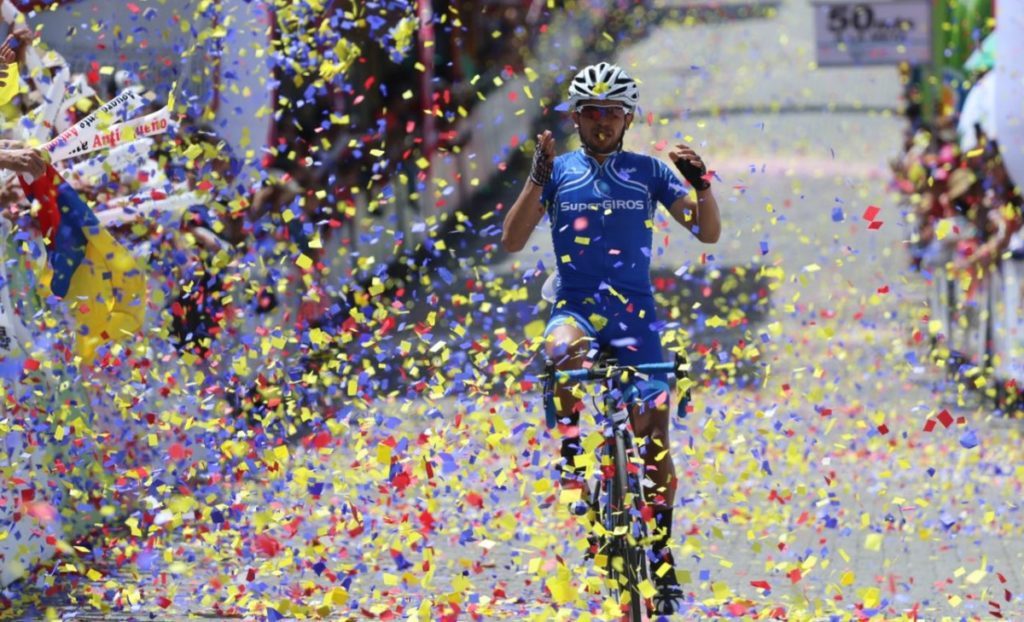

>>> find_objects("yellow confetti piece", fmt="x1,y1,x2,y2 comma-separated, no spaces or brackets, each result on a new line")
270,442,288,461
324,587,348,607
639,579,656,599
864,533,882,551
296,254,313,270
524,319,546,340
376,443,392,466
705,315,727,328
183,144,204,161
545,568,578,604
965,569,986,584
558,487,582,505
712,581,731,599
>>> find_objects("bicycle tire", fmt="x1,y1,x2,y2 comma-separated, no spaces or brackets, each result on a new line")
604,429,648,620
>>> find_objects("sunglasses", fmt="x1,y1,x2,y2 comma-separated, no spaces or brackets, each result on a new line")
576,104,628,121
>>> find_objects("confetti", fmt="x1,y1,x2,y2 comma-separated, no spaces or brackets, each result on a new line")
0,1,1015,620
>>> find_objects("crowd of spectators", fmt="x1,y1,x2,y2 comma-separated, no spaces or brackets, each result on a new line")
892,61,1024,405
894,78,1022,292
0,0,569,426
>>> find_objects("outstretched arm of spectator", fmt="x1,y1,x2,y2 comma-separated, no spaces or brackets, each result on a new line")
0,142,46,177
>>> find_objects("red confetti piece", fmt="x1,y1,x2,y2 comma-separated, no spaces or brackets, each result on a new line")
418,510,436,532
253,534,282,558
23,501,57,522
877,423,889,435
168,443,189,461
867,220,884,230
863,205,880,220
391,471,411,492
727,603,750,616
937,410,954,428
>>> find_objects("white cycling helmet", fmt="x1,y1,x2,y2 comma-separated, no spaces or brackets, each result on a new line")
567,62,639,113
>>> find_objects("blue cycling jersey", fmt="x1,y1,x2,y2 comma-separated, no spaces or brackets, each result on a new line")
541,149,690,298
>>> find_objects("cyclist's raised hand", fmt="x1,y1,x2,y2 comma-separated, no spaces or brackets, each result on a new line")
669,143,710,191
529,130,556,187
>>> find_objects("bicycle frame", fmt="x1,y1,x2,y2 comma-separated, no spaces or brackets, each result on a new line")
540,352,691,619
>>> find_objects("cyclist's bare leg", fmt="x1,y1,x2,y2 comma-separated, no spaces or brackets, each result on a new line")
544,325,591,487
630,402,677,506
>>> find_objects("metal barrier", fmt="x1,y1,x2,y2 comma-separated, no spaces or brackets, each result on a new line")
927,253,1024,411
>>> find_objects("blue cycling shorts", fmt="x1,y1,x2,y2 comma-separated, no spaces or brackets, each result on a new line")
543,291,670,405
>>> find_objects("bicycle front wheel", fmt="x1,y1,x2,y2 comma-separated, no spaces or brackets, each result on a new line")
604,429,649,620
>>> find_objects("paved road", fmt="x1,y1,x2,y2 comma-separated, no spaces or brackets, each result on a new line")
13,1,1024,620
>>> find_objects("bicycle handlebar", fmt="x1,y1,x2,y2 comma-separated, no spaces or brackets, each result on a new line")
541,353,693,428
551,361,678,381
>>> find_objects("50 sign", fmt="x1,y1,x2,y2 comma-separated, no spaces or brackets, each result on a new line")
828,4,876,34
814,0,931,66
827,3,914,39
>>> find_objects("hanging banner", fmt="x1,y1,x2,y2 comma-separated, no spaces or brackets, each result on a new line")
812,1,932,66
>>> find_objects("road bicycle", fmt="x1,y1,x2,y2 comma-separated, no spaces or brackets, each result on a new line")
542,349,691,619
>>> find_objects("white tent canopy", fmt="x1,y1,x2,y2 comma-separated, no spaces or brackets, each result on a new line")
995,2,1024,187
958,70,997,153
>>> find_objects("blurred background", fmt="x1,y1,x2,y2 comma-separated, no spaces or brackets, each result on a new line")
2,0,1024,620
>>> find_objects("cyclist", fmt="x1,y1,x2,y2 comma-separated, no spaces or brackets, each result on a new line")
502,61,720,614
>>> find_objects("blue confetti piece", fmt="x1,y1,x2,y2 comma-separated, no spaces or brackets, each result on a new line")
831,207,844,222
960,429,979,449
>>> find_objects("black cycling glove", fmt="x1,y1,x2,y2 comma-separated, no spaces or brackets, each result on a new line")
529,142,553,187
674,156,710,191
